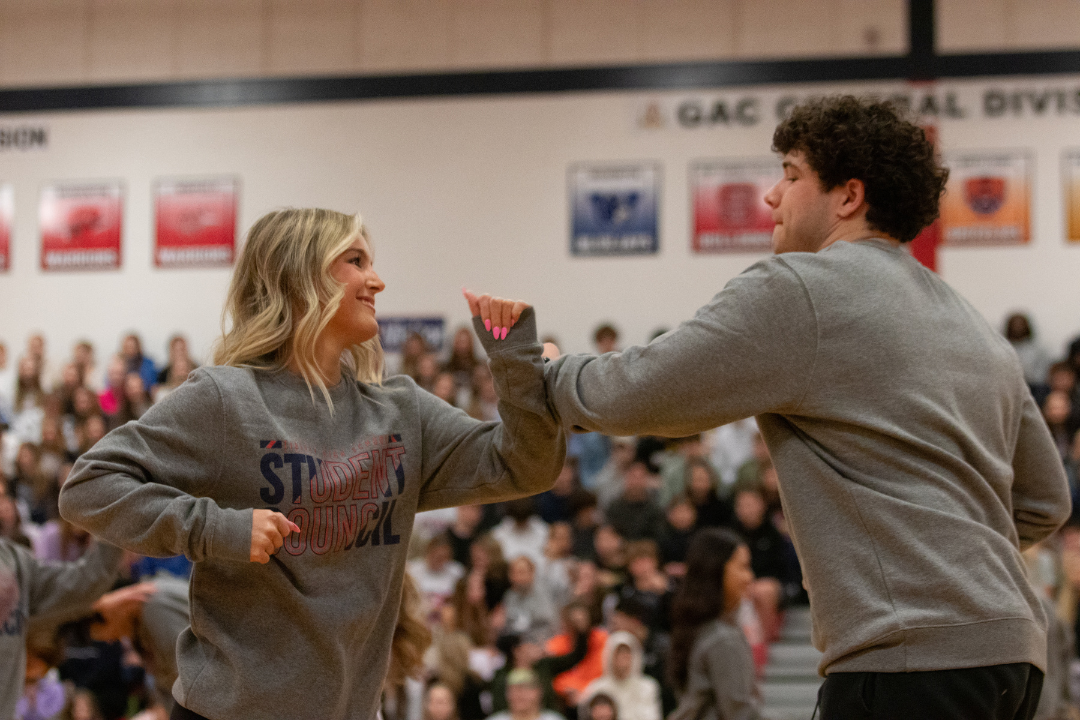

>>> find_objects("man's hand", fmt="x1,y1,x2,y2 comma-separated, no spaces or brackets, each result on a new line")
251,510,300,564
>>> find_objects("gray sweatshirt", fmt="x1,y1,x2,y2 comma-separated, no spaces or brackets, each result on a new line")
136,574,191,711
59,309,564,720
668,618,760,720
545,239,1071,675
0,538,123,720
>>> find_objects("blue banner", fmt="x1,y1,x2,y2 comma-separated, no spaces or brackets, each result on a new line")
378,316,445,353
569,163,660,256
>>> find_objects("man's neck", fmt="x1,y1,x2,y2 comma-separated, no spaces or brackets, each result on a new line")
818,223,900,252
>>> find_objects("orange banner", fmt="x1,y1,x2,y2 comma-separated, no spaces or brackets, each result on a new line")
1066,151,1080,243
941,151,1031,246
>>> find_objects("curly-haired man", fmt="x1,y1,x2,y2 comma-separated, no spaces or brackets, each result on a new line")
539,96,1069,720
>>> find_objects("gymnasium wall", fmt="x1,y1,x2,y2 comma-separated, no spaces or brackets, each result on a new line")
1,73,1078,367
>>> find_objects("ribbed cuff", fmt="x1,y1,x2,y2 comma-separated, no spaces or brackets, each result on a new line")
209,507,254,563
474,306,539,355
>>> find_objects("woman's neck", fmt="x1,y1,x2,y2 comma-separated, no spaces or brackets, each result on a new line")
288,336,345,385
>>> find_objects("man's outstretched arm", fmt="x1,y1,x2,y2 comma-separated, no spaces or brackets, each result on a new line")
544,258,818,437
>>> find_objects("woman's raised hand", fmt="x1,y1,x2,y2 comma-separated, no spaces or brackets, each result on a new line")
463,288,530,341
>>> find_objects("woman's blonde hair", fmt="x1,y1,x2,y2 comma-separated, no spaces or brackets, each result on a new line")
214,208,384,409
385,572,433,690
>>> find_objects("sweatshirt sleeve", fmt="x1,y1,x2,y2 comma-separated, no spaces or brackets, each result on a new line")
20,539,123,625
58,369,253,563
544,258,818,437
416,307,565,511
1011,391,1071,550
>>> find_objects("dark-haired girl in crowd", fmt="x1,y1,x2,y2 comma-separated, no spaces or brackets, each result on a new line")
667,528,760,720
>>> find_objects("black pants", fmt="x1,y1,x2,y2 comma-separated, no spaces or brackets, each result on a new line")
816,663,1044,720
171,704,213,720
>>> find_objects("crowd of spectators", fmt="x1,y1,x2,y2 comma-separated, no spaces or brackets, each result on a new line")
1,310,1079,720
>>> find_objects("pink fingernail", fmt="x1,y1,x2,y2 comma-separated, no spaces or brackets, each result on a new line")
484,319,491,332
501,327,508,340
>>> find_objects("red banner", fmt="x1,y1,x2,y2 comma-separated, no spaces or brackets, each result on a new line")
691,159,781,253
39,181,123,271
154,177,238,267
0,184,11,272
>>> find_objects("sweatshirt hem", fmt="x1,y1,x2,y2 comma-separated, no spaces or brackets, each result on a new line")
823,616,1047,675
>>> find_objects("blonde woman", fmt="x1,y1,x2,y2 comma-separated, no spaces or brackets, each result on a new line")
58,208,565,720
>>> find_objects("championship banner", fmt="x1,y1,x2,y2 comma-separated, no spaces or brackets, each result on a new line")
378,317,445,354
691,159,781,253
39,180,123,271
1066,151,1080,243
0,184,12,271
570,163,659,256
154,176,238,267
940,151,1031,247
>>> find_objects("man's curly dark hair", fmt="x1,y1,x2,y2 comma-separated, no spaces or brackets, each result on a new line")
772,95,949,244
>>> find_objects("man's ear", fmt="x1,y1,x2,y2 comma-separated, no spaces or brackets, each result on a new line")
835,178,867,220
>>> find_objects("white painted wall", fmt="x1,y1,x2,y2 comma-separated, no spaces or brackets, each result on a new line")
0,75,1078,375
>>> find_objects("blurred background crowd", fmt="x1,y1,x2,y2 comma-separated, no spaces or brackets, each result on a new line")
1,309,1079,720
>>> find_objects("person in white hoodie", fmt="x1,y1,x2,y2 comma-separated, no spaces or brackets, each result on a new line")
578,631,661,720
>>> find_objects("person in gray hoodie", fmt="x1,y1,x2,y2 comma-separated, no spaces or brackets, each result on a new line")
477,97,1072,719
59,208,565,720
0,536,123,720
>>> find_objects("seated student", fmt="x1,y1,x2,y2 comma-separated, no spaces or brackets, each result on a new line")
578,633,661,720
590,437,636,513
536,460,580,525
424,682,461,720
603,456,664,543
682,459,731,530
19,631,74,720
567,491,601,560
493,498,550,567
581,693,617,720
609,597,674,716
545,601,608,709
730,487,797,642
612,541,671,632
537,522,576,610
503,556,559,644
0,535,122,720
408,533,466,622
656,497,696,578
448,505,484,567
488,606,592,716
467,533,511,611
485,669,566,720
591,525,627,593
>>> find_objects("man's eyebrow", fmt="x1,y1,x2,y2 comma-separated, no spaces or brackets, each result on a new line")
781,161,796,170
